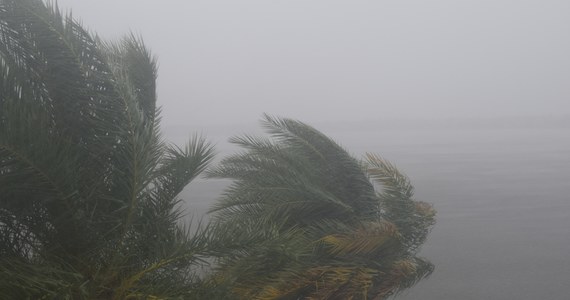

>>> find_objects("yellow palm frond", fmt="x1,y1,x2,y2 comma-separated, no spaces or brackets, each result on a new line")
320,221,400,256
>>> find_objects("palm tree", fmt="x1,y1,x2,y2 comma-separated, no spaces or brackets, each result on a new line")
0,0,215,298
1,1,436,298
207,115,436,299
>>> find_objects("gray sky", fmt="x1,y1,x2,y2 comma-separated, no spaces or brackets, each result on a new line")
56,0,570,127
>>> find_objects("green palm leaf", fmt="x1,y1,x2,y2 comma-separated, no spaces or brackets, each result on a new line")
208,115,437,299
0,1,216,298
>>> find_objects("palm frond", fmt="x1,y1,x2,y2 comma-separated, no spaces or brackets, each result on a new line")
0,1,215,297
208,115,436,299
366,153,436,252
0,257,88,299
320,221,401,257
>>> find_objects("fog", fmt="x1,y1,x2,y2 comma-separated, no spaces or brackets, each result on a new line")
57,0,569,129
54,1,570,299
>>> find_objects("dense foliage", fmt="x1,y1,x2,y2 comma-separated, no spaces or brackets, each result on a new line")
207,115,436,299
0,1,435,299
0,0,214,298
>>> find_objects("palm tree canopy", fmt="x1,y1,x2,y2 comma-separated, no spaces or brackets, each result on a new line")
0,0,214,298
0,0,436,298
207,115,436,300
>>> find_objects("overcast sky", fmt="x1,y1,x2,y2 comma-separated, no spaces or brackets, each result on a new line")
56,0,570,127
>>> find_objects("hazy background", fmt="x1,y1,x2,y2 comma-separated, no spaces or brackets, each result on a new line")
57,0,569,128
56,1,570,299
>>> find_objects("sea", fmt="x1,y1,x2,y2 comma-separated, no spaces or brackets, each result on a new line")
169,117,570,299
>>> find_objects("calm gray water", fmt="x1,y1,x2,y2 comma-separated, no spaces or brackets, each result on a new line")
175,121,570,299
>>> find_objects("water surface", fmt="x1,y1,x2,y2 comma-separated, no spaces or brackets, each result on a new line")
175,121,570,299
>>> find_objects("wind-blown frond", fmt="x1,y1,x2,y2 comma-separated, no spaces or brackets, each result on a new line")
365,153,436,253
0,257,88,299
208,115,436,299
320,220,401,256
0,1,215,298
208,115,379,231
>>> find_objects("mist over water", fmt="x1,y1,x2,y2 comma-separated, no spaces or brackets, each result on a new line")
173,118,570,299
7,0,570,297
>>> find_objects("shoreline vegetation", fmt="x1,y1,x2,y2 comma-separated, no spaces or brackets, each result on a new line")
0,1,436,299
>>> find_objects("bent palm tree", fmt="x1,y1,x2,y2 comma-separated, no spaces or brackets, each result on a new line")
0,0,214,298
207,115,436,299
